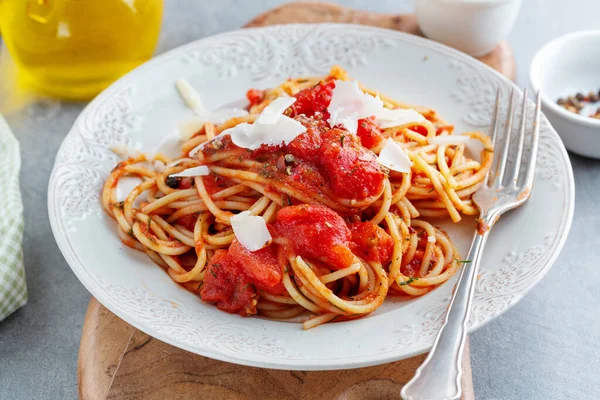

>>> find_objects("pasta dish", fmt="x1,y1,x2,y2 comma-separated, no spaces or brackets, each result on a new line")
102,66,493,329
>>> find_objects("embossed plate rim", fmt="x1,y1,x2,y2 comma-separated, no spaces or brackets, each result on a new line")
48,24,574,370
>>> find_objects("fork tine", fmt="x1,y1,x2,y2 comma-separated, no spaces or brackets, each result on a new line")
489,87,501,148
485,88,502,186
495,88,515,187
521,90,541,190
510,88,528,187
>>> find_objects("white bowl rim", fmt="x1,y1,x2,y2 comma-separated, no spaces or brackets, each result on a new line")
530,29,600,129
47,23,576,370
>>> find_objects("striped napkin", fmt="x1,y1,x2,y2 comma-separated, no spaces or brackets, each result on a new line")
0,114,27,321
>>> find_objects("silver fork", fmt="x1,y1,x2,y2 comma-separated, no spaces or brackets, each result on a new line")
401,88,542,400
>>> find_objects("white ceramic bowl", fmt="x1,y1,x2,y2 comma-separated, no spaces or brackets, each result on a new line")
530,30,600,159
414,0,522,56
48,24,574,370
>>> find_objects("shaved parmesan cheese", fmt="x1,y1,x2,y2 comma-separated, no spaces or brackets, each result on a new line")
169,165,210,177
220,97,305,150
227,117,305,150
175,79,248,141
326,80,426,133
377,138,412,173
377,108,426,129
428,135,471,146
256,97,295,124
427,235,436,244
175,79,207,115
327,80,383,134
230,211,272,252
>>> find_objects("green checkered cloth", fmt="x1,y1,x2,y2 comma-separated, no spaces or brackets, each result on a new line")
0,114,26,321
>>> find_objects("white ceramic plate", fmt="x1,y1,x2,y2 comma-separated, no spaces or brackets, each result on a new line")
48,24,574,370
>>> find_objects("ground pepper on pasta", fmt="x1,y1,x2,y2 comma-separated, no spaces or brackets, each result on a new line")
102,66,493,329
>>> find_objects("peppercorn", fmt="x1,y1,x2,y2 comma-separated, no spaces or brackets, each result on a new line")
566,105,578,113
557,90,600,119
165,175,181,188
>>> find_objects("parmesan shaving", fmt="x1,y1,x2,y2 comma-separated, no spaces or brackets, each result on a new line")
175,79,248,141
327,80,426,133
169,165,210,178
230,211,272,252
256,97,295,124
175,79,207,116
377,108,426,129
427,235,436,243
221,97,305,150
327,80,383,134
377,138,412,173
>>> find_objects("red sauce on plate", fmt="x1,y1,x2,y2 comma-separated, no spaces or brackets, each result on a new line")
289,78,336,118
356,116,386,149
246,88,265,109
349,221,394,265
271,204,354,271
201,239,285,315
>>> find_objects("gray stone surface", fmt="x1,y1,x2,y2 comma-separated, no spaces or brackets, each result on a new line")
0,1,598,399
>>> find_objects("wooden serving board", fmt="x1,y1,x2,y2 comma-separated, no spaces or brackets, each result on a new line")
78,3,518,398
79,298,474,400
245,1,516,81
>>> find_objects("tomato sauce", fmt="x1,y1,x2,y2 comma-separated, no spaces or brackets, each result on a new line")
401,230,437,278
318,128,384,200
246,88,265,109
349,222,394,265
289,79,335,118
409,124,428,136
356,116,386,149
201,206,399,315
176,213,198,231
202,174,235,196
201,116,385,202
270,204,354,270
201,239,284,315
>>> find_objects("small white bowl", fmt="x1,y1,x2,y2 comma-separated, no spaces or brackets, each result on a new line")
414,0,522,56
530,30,600,159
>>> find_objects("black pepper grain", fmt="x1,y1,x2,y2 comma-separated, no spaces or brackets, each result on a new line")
165,175,181,188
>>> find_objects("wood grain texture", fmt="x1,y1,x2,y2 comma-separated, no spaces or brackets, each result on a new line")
245,1,516,81
79,298,474,400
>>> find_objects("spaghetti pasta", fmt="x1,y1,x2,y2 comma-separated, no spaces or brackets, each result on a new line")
102,66,493,329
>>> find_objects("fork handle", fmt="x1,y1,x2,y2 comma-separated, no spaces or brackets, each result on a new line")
401,219,492,400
